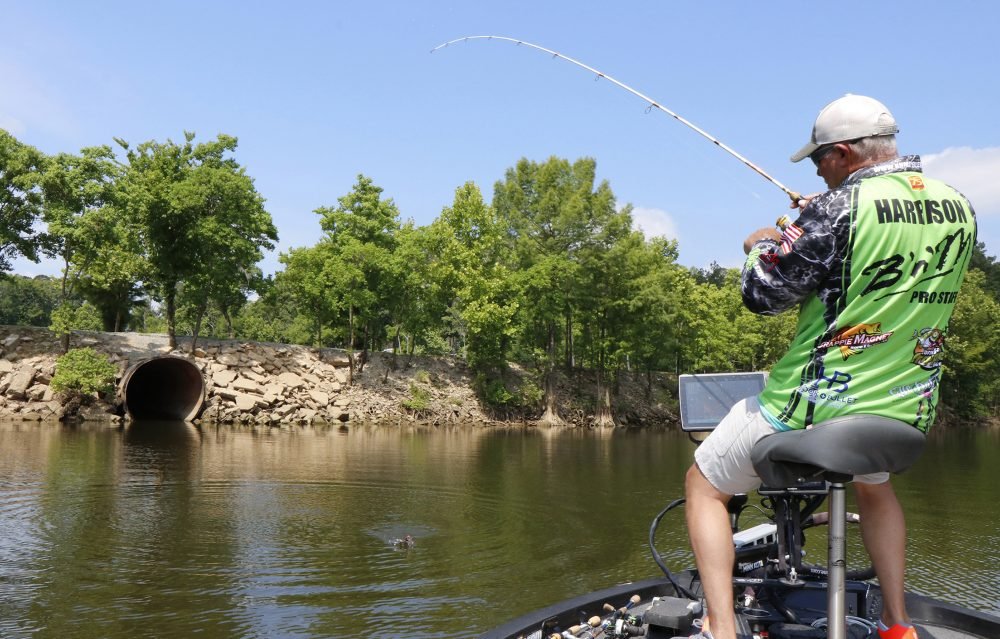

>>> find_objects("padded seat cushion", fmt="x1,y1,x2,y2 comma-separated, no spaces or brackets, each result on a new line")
751,415,926,488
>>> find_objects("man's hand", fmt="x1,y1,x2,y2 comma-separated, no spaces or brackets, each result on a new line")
792,193,821,210
743,227,781,254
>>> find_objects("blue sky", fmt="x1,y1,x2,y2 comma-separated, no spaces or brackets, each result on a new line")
4,1,999,277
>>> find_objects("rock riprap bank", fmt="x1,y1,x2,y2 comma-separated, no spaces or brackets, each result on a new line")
0,326,487,426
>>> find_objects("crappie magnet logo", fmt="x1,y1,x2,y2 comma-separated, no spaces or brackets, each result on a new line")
817,322,893,360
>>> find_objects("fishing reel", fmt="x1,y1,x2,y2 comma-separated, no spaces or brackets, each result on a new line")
603,614,644,638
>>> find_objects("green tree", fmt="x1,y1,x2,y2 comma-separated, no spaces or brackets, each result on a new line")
494,157,627,424
970,241,1000,299
437,182,518,374
621,237,691,394
234,276,308,344
277,244,340,346
941,268,1000,419
117,132,276,349
40,145,120,351
383,221,454,360
175,157,276,350
573,221,643,427
0,130,46,273
692,261,731,287
0,275,60,326
75,205,147,332
315,175,400,380
684,274,743,373
682,267,798,374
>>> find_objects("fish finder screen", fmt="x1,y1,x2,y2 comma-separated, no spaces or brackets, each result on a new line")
678,372,767,431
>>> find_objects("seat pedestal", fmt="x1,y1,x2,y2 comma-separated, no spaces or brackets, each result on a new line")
751,415,926,639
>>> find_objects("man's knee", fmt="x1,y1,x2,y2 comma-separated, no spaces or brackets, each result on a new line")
686,463,730,503
854,478,897,502
685,462,707,494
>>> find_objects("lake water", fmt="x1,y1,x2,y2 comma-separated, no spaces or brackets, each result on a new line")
0,422,997,638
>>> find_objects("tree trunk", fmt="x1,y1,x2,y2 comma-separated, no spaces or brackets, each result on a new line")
538,323,564,425
383,325,401,383
58,256,72,354
357,323,369,373
315,304,323,347
347,305,355,385
564,308,574,370
594,368,616,428
597,382,615,427
594,322,616,428
166,287,178,350
190,303,206,354
221,305,235,339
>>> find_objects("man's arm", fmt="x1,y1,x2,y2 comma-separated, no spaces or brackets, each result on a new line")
740,194,843,315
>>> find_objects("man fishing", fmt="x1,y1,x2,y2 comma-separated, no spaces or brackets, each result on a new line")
682,95,977,639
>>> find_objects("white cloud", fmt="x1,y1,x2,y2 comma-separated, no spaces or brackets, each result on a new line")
922,147,1000,216
631,206,680,242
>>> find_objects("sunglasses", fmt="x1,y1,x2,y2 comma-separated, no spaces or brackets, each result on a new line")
809,144,838,167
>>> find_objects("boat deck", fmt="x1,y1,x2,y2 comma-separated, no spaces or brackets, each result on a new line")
915,624,986,639
478,574,1000,639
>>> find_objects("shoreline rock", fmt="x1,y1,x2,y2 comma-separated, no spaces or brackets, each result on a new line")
0,326,503,427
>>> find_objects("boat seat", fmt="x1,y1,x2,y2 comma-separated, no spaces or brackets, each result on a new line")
750,414,926,639
751,414,926,488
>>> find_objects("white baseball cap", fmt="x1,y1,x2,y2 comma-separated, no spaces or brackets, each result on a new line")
790,94,899,163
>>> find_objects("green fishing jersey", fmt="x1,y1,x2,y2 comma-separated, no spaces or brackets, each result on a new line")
741,156,976,432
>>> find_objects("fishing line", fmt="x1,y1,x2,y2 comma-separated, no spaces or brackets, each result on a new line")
432,35,802,205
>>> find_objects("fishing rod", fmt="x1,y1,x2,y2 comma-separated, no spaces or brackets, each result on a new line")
432,35,803,206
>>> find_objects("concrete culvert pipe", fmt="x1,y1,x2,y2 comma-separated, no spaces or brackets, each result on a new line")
121,356,206,421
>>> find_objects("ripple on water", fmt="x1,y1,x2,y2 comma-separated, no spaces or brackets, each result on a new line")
907,528,1000,615
2,425,997,638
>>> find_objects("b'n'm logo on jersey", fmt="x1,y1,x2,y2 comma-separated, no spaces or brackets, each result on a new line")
817,322,893,360
908,175,925,191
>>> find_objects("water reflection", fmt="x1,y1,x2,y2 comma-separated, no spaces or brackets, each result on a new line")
0,422,996,638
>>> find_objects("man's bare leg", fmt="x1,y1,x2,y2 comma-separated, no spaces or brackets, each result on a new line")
685,463,735,639
854,480,912,627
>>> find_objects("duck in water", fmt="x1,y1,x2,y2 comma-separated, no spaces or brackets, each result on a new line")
390,534,415,549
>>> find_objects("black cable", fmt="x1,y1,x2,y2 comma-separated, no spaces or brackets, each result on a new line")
648,497,699,600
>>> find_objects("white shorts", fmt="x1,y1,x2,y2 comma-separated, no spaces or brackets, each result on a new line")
694,396,890,495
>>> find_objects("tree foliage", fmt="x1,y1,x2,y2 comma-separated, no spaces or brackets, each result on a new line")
0,130,46,272
313,174,401,375
0,275,60,326
50,347,117,397
434,181,516,372
40,145,120,350
115,132,276,348
941,268,1000,418
4,131,999,426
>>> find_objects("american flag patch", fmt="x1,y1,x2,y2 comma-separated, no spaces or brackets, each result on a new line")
780,223,803,255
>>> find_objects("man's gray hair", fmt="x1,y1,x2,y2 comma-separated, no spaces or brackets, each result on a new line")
850,135,898,162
